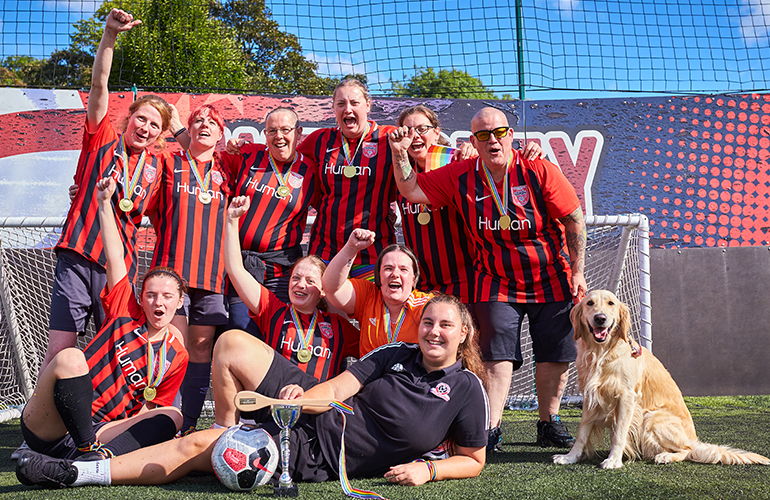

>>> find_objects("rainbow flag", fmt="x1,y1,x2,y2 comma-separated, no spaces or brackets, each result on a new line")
425,144,457,172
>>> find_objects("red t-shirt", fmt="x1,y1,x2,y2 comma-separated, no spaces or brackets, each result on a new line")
86,275,188,422
417,153,580,303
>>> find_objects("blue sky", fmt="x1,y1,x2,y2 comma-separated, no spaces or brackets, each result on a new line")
1,1,770,99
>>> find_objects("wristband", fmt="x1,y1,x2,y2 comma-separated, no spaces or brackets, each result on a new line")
173,127,186,138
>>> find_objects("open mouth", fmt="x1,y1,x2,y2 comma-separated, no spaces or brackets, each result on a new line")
388,281,402,292
153,309,165,319
343,117,357,127
588,323,611,343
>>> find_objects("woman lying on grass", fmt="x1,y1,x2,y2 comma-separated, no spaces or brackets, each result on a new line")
17,295,489,489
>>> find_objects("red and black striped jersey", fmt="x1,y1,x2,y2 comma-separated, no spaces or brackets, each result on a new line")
57,116,162,282
417,154,580,304
222,145,318,253
297,122,397,265
248,286,359,382
86,275,188,422
398,162,476,303
146,151,231,293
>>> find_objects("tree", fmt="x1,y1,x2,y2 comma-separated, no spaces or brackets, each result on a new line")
210,0,336,94
392,68,497,99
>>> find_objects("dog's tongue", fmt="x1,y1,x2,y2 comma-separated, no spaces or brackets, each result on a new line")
593,327,609,342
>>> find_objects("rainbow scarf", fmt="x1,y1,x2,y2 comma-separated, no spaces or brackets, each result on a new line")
330,401,389,500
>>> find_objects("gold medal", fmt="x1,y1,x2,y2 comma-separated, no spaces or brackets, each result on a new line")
297,348,312,363
276,185,291,198
417,212,431,225
143,386,157,401
198,192,212,204
499,215,512,230
343,165,357,178
119,198,134,212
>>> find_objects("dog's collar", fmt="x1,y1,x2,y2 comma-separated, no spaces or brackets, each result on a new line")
628,338,642,358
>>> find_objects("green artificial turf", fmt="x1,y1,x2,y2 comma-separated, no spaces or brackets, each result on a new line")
1,396,768,499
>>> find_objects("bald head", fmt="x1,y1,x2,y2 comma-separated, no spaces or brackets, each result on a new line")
471,107,509,132
469,107,514,173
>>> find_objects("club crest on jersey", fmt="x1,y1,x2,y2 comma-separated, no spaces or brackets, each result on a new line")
144,165,156,183
362,142,377,158
211,170,224,186
319,322,334,339
430,382,451,402
288,172,304,189
391,363,405,373
511,185,529,207
369,317,377,327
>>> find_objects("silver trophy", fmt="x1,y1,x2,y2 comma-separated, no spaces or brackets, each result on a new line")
271,404,302,497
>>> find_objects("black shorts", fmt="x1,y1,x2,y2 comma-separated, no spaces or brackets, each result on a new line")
20,414,108,460
261,417,335,484
48,249,107,335
176,287,229,326
471,300,577,368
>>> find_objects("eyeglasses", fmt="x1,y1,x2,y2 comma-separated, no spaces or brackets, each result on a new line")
265,127,296,137
472,126,510,141
409,125,436,136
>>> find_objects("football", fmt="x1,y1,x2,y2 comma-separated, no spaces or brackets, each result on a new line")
211,424,279,491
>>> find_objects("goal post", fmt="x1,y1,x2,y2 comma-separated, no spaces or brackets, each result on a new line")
0,214,650,421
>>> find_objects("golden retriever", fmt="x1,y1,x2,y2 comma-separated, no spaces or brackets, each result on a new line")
553,290,769,469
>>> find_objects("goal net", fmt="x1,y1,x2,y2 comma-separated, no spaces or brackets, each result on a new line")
0,214,649,421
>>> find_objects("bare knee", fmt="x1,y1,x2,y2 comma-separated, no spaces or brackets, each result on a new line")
49,347,89,379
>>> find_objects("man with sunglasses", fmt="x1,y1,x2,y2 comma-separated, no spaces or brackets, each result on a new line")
389,106,586,452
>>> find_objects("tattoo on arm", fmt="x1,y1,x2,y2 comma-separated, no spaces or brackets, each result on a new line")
562,207,586,274
346,259,353,268
395,154,414,183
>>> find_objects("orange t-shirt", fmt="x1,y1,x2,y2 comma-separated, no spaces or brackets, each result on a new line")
351,279,433,357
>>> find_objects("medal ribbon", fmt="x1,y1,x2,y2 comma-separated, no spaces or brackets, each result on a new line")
384,306,407,344
267,153,299,191
146,327,171,390
118,134,147,203
340,121,371,166
289,305,318,358
479,151,515,219
184,150,211,194
331,401,389,500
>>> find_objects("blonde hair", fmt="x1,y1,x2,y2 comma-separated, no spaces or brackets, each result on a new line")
118,95,173,150
332,78,371,102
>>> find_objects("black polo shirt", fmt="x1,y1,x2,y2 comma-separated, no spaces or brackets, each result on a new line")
315,343,489,478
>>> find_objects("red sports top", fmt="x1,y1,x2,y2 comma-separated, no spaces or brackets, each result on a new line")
86,275,188,422
350,279,433,357
221,145,318,253
417,153,580,303
398,161,475,303
297,122,397,265
57,116,162,282
146,151,230,293
249,287,359,381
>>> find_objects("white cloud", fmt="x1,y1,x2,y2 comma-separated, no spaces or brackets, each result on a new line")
557,0,579,11
741,0,770,41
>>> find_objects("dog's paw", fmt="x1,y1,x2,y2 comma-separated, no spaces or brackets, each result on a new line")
553,453,578,465
600,457,623,469
654,452,676,464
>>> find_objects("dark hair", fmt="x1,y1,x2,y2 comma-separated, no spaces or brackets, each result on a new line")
420,294,486,384
373,244,420,289
118,95,173,149
290,255,328,312
141,266,187,297
397,105,451,146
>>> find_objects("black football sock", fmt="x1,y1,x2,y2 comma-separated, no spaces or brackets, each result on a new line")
52,374,96,449
180,361,211,430
101,414,177,456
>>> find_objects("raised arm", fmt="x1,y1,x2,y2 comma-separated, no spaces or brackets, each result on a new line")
559,206,588,299
223,196,263,310
87,9,142,130
388,127,431,204
168,104,190,150
96,177,128,289
321,228,375,316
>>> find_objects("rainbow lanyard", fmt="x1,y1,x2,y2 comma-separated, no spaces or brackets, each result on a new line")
267,153,298,188
289,305,318,354
480,152,515,218
184,150,211,192
384,305,407,344
119,134,147,200
146,327,171,389
340,121,371,166
330,401,389,500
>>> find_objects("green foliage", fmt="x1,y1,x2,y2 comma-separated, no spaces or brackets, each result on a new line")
210,0,336,94
392,68,497,99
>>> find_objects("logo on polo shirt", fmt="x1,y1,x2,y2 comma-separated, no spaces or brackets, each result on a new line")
391,363,405,373
430,382,451,402
369,317,377,326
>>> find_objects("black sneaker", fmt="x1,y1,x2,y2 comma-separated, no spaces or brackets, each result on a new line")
487,426,503,452
536,414,575,448
16,451,78,488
